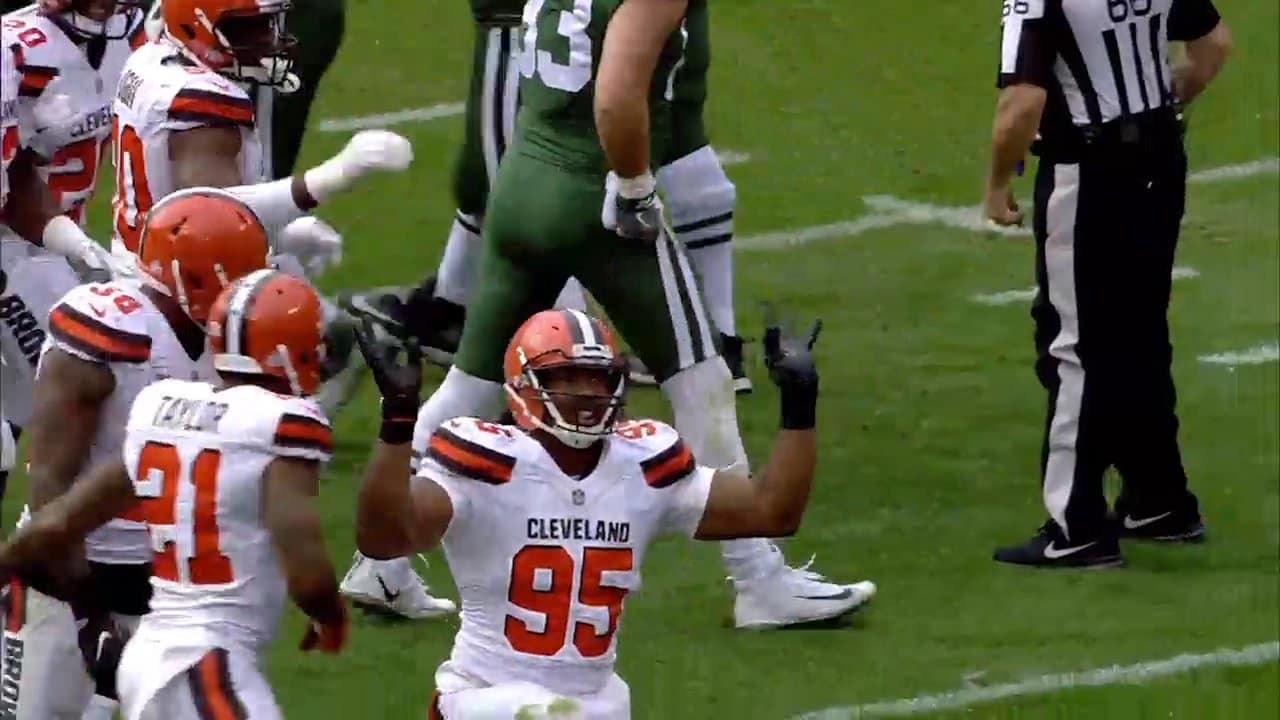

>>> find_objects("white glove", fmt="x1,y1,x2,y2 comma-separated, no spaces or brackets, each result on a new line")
42,216,135,279
21,90,77,159
302,130,413,204
276,216,344,278
601,172,620,231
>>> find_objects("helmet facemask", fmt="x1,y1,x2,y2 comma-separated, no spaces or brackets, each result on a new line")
57,0,144,40
204,4,297,88
508,348,627,450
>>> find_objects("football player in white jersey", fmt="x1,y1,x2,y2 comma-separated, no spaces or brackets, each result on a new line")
113,0,419,418
0,0,144,481
3,188,269,720
352,308,874,719
0,268,348,720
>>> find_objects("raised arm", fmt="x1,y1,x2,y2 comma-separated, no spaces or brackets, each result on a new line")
691,322,823,540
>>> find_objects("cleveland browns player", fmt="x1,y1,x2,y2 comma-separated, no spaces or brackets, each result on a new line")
353,309,873,718
3,188,269,720
0,0,146,486
113,0,415,414
0,269,347,720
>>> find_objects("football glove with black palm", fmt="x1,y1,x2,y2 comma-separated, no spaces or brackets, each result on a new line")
77,612,125,700
607,172,664,242
353,318,422,444
763,319,822,430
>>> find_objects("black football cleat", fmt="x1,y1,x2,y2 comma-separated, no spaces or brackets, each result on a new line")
994,521,1124,569
1115,508,1207,543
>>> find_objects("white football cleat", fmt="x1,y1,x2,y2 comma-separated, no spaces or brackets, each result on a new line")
339,553,456,620
732,557,875,630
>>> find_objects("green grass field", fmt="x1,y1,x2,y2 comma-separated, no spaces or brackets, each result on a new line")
8,1,1280,717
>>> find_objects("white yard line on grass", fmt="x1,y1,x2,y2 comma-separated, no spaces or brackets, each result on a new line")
1188,158,1280,184
788,641,1280,720
972,267,1200,306
737,157,1275,252
1198,342,1280,367
317,102,465,132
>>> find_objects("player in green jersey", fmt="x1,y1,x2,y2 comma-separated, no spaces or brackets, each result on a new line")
346,0,753,395
355,0,874,631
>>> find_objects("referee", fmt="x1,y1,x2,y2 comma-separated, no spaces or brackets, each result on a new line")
985,0,1231,568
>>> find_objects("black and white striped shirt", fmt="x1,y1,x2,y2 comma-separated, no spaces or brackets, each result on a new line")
998,0,1221,140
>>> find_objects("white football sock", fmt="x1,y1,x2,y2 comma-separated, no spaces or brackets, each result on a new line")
554,277,588,311
662,357,783,582
434,212,483,307
658,145,737,337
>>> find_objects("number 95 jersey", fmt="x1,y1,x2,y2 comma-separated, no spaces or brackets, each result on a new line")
122,379,333,655
420,417,713,698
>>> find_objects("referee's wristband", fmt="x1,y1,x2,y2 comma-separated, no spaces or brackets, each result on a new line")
379,396,418,445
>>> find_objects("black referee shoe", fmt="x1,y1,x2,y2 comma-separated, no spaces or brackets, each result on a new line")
1114,508,1207,543
993,522,1124,569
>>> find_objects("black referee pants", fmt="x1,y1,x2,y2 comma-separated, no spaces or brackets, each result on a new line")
1031,139,1199,542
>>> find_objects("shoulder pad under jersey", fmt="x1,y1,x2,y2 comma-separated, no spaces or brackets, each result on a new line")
122,42,254,130
48,281,152,364
423,417,519,485
219,385,333,463
2,12,61,101
614,419,698,489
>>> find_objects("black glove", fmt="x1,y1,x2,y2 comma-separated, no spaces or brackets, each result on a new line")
353,318,422,444
614,191,664,242
77,613,125,700
763,319,822,430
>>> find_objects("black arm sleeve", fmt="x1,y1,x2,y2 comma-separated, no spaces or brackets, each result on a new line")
996,3,1057,89
1169,0,1222,42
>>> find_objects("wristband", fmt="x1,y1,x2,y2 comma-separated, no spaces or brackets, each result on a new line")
616,171,656,200
379,396,418,444
778,381,818,431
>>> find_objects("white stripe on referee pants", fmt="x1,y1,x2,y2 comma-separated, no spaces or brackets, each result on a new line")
1043,163,1084,538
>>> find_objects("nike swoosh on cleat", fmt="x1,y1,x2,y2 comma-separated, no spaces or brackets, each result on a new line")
1123,512,1172,530
1043,541,1096,559
376,575,400,603
797,588,854,601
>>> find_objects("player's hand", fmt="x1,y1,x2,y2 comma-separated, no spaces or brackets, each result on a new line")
77,241,136,281
337,130,414,176
77,612,126,700
984,184,1024,227
355,317,422,403
144,0,164,41
300,603,349,654
278,216,344,277
603,171,663,242
763,316,822,430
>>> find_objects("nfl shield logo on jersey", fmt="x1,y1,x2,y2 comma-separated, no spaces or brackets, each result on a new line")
572,488,585,506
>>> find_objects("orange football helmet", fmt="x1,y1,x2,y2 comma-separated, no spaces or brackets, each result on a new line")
161,0,295,85
136,188,269,325
208,269,325,397
504,309,628,449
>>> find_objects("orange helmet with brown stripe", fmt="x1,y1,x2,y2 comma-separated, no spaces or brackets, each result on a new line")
136,188,269,325
161,0,296,86
503,309,628,449
207,269,326,396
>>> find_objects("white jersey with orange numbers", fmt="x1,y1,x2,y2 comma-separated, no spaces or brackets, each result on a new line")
123,378,333,652
0,6,144,227
421,417,714,699
112,38,263,254
0,40,18,211
42,278,216,564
